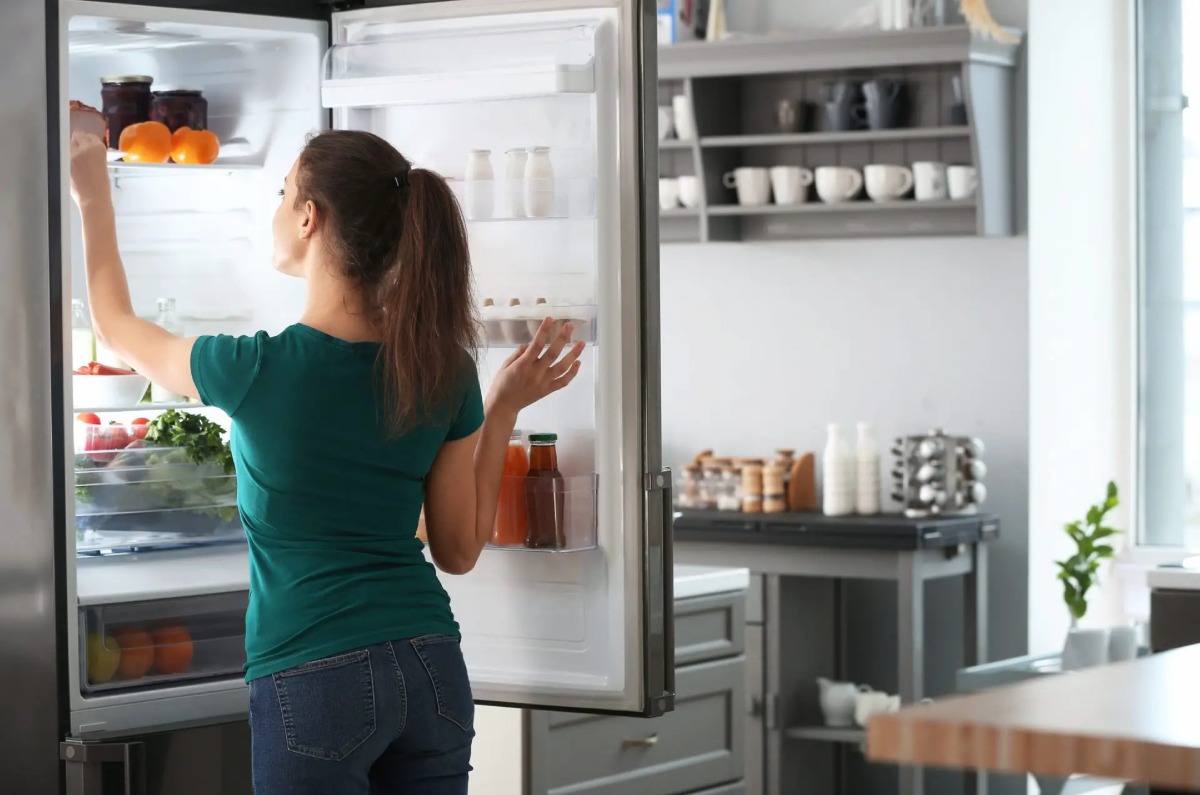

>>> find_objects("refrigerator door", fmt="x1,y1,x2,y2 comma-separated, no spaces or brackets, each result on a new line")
329,0,671,716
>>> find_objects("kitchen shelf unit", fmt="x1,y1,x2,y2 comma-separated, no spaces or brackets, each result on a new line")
656,25,1022,242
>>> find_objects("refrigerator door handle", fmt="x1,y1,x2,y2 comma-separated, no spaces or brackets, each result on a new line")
645,467,675,716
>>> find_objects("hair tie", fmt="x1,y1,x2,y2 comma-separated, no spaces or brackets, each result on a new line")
393,168,411,188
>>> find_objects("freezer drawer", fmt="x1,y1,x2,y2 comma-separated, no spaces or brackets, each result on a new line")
80,591,247,694
531,656,745,795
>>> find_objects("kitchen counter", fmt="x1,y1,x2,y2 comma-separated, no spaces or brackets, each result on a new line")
673,563,751,599
866,643,1200,791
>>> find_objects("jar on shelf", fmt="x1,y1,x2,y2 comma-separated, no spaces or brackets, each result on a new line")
763,465,786,514
100,76,153,148
741,465,764,514
677,464,703,509
716,466,741,511
149,90,208,133
699,464,723,510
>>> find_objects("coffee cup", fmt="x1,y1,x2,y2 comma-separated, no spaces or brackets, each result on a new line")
659,177,680,210
672,95,696,141
678,175,702,208
913,161,948,201
864,164,914,202
723,167,770,206
815,166,863,204
769,166,814,205
658,105,674,141
854,689,901,726
947,165,977,200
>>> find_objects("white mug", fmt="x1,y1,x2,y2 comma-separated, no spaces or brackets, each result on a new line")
658,106,674,141
723,167,770,206
864,164,914,202
769,166,814,205
947,164,978,200
913,161,948,201
854,689,901,726
815,166,863,204
678,175,702,208
659,177,680,210
672,94,697,141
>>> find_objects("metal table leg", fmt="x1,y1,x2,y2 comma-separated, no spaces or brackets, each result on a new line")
898,552,925,795
964,542,989,795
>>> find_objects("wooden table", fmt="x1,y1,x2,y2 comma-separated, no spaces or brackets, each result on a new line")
867,644,1200,792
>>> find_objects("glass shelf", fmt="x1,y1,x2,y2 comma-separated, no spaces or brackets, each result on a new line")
449,178,595,222
486,473,597,553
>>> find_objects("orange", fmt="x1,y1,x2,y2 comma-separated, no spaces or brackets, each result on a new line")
151,624,194,675
114,627,154,680
170,128,220,165
118,121,172,163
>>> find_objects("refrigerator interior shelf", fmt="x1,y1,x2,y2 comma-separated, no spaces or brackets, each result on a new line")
321,64,595,109
487,473,598,552
107,161,263,176
73,401,198,414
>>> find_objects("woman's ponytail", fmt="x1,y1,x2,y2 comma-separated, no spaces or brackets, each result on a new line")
377,167,479,433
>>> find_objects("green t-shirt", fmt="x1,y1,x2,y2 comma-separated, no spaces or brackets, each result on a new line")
190,323,483,682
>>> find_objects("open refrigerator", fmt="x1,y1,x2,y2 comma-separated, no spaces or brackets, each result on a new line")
0,0,669,790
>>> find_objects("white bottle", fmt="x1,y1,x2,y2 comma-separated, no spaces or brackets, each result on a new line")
151,298,183,403
70,299,95,370
464,149,494,220
822,423,856,517
524,146,556,218
855,422,881,515
504,148,528,218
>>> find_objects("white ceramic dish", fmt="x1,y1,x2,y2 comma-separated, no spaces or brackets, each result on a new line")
73,374,150,409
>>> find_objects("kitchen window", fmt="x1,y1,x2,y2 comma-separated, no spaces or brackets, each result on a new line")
1138,0,1200,547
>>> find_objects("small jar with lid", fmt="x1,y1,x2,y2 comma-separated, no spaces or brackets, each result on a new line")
101,76,154,148
763,465,787,514
150,90,208,133
741,465,764,514
716,466,742,511
699,465,724,510
678,464,703,509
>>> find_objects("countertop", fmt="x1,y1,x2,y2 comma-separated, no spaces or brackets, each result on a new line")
673,564,751,600
867,643,1200,790
1146,556,1200,590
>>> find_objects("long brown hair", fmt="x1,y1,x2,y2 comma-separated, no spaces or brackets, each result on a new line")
294,130,479,432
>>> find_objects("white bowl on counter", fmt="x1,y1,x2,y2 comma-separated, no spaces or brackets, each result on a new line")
73,374,150,409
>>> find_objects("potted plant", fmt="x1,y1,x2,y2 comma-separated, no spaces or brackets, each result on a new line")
1055,481,1120,670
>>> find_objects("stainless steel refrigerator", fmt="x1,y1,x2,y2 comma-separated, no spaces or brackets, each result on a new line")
1,1,669,791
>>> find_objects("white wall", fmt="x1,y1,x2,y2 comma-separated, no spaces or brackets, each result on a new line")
1026,0,1134,653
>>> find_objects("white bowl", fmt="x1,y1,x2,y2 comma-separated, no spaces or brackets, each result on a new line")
73,374,150,409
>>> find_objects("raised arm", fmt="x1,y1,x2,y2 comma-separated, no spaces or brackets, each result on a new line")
69,132,198,398
423,319,583,574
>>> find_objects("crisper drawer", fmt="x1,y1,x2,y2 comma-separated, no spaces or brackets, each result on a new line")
532,656,744,795
81,591,247,694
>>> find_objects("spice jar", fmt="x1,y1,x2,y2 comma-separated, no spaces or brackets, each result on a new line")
741,465,764,513
699,465,723,510
101,75,153,148
763,465,787,514
678,464,703,509
716,466,742,511
150,89,208,133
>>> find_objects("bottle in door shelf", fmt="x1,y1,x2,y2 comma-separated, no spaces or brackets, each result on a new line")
492,431,529,546
524,147,555,217
525,433,565,549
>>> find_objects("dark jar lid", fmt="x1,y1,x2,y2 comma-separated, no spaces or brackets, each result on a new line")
153,89,204,97
528,433,558,444
100,75,153,86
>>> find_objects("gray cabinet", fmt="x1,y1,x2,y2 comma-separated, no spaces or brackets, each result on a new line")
526,590,747,795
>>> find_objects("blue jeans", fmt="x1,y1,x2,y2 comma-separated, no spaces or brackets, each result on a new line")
249,636,474,795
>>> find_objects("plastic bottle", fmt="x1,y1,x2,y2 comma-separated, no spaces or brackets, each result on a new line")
150,298,183,403
492,431,529,546
822,423,856,516
70,300,95,370
855,422,881,515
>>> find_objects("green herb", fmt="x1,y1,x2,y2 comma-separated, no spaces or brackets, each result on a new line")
144,410,234,474
1055,481,1120,624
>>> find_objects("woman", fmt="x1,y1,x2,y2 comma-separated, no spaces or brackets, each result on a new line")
69,129,584,794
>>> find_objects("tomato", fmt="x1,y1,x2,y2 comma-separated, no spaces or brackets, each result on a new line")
85,422,131,463
76,413,101,425
130,417,150,440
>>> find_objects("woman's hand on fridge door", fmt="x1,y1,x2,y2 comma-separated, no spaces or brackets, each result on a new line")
485,318,584,418
69,132,112,209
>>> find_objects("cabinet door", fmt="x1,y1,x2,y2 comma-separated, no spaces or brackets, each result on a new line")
745,623,765,795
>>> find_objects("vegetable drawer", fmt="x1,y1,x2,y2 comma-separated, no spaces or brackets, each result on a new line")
80,591,248,694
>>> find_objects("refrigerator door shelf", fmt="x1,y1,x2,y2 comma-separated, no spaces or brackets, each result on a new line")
79,591,247,695
322,66,595,109
450,177,596,222
482,307,597,347
487,472,598,552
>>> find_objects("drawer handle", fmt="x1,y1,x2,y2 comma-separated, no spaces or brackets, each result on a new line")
621,734,659,749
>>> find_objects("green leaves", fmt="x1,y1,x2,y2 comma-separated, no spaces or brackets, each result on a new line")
1054,481,1121,624
144,410,234,475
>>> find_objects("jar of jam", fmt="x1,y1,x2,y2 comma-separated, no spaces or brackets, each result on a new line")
100,76,153,149
150,90,208,133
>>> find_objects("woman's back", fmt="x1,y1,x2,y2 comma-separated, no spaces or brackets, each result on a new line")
191,323,482,681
